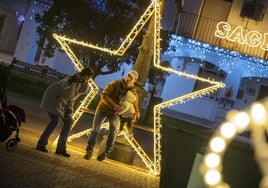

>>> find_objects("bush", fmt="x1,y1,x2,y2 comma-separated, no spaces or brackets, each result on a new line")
7,70,50,99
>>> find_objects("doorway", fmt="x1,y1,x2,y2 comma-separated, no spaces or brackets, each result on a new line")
257,85,268,101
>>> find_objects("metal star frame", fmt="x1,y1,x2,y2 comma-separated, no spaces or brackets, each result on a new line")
53,0,224,176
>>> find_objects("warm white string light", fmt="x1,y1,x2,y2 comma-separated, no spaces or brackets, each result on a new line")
200,98,268,187
53,0,224,176
215,21,268,50
165,35,268,78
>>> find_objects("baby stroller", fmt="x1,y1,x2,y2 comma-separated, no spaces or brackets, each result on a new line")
0,105,25,151
0,60,25,151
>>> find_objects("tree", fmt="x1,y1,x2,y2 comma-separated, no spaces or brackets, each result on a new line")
35,0,150,77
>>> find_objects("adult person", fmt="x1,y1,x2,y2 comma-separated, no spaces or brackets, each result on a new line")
84,70,140,161
223,86,234,108
36,67,94,158
0,59,14,109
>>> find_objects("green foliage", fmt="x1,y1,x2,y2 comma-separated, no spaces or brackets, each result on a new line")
8,70,102,111
35,0,150,77
7,70,50,99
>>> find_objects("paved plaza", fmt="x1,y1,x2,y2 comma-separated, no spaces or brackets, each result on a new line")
0,92,159,188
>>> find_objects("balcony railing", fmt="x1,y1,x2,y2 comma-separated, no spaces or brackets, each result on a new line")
173,12,268,61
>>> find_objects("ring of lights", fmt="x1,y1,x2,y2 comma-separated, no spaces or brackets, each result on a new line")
200,98,268,187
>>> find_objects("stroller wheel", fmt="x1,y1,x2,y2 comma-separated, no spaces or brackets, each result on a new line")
6,138,17,151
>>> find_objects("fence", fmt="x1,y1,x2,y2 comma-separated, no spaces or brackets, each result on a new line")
8,60,67,82
174,12,268,61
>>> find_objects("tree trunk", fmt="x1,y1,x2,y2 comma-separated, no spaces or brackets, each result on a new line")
133,0,167,106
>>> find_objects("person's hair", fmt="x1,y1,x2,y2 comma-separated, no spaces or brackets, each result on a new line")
68,67,94,84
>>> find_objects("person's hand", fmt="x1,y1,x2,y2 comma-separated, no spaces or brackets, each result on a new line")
58,98,67,106
113,105,121,113
131,114,137,122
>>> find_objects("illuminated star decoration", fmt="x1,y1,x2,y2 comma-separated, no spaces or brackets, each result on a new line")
53,0,224,176
200,98,268,188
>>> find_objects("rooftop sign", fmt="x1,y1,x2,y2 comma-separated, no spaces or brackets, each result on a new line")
215,21,268,51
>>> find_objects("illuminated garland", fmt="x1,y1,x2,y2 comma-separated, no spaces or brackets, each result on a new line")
53,0,224,176
200,98,268,187
166,35,268,78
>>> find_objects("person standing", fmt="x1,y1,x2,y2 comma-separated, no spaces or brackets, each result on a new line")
84,70,140,161
36,67,94,157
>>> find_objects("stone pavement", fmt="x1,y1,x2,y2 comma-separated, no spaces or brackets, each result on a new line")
0,92,159,188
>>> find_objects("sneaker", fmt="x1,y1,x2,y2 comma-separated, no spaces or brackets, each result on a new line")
55,151,71,158
36,146,48,153
97,152,108,161
84,150,93,160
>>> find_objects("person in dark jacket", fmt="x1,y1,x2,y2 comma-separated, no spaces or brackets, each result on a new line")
84,70,140,161
36,67,94,157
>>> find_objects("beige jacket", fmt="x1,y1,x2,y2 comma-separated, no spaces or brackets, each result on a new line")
118,90,136,118
40,76,89,117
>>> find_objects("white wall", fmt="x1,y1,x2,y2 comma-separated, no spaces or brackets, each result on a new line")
235,77,268,109
161,56,219,120
14,2,47,64
0,6,19,53
201,0,232,20
163,35,268,121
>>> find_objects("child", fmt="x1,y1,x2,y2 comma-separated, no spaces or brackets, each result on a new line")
118,90,137,135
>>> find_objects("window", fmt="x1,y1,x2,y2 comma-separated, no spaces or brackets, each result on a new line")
240,1,266,21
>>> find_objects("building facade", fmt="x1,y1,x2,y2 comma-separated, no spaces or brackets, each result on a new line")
160,0,267,187
1,0,267,187
160,0,268,128
1,0,268,128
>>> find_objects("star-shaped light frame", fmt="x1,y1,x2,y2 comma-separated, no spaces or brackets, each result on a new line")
53,0,224,176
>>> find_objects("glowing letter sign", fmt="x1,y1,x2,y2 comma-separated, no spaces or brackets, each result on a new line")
215,21,268,50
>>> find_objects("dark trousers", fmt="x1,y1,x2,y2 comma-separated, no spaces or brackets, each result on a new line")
37,112,73,152
119,117,133,131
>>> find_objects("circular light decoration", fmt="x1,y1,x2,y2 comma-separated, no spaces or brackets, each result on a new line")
232,111,250,131
204,169,222,186
251,103,267,124
220,122,236,139
200,97,268,187
205,153,221,168
210,137,226,153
